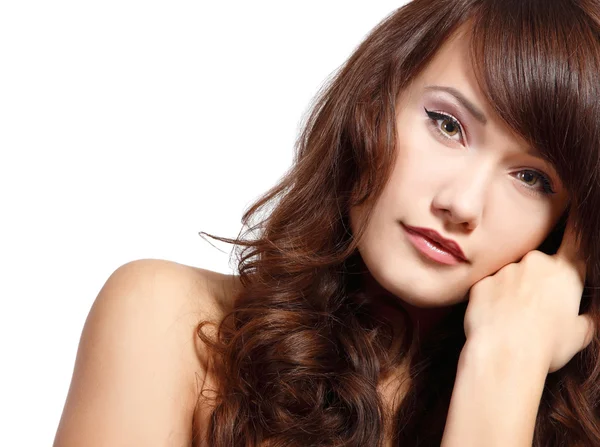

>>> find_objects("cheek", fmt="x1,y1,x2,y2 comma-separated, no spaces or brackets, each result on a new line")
385,142,442,204
479,211,556,274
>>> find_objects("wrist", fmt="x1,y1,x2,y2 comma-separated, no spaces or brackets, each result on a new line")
442,335,548,446
460,332,550,380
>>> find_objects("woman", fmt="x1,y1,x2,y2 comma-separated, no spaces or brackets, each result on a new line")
54,0,600,446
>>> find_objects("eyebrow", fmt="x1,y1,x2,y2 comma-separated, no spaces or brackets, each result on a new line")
424,85,488,125
424,86,560,173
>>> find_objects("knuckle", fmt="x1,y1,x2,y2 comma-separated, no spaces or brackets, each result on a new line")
470,276,491,294
501,261,518,272
521,250,554,270
522,249,545,263
493,261,517,279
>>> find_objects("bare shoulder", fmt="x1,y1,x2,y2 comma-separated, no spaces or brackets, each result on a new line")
53,258,241,447
187,262,242,321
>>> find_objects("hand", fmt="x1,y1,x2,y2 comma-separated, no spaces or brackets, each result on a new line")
464,212,594,374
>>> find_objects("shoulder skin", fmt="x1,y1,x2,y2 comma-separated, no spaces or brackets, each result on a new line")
53,259,240,447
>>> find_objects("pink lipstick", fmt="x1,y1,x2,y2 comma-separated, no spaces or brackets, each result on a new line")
402,223,467,265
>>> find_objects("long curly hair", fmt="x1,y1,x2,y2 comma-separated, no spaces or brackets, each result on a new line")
195,0,600,445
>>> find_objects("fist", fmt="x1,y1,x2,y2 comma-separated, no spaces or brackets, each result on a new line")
464,214,594,374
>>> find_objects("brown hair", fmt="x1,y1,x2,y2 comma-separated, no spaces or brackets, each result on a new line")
196,0,600,445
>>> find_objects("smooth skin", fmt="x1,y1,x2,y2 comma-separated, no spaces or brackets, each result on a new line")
349,25,570,318
54,26,594,447
52,241,591,447
442,213,593,446
347,24,590,440
52,259,239,447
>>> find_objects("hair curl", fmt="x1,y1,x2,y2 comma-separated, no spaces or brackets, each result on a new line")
196,0,600,445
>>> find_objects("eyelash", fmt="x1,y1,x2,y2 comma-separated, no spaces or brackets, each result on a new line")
423,107,556,197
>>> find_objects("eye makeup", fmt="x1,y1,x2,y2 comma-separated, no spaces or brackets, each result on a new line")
424,108,466,144
422,106,558,197
424,85,488,125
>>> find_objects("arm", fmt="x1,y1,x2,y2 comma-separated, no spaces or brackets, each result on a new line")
441,335,548,447
53,259,209,447
441,216,593,446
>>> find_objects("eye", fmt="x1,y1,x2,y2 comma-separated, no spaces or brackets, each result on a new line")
514,170,556,196
424,108,465,144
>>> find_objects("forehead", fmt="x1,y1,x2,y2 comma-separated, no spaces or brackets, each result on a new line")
415,27,483,110
407,26,531,148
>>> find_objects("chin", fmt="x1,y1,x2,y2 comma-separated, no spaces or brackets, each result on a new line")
376,274,470,309
356,246,471,309
400,290,468,308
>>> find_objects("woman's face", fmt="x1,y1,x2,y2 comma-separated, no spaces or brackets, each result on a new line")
349,29,570,308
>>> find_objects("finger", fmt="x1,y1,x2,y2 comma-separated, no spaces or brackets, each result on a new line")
555,210,586,279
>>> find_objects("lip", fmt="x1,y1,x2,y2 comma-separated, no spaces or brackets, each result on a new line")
402,223,468,264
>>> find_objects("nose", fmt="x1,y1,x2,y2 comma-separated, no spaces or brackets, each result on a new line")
431,163,491,230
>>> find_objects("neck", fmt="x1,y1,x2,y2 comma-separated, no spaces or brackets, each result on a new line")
359,264,452,349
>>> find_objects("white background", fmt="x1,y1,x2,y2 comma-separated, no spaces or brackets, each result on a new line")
0,1,408,445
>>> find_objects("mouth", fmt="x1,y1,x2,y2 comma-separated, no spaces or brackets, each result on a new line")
401,223,468,265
